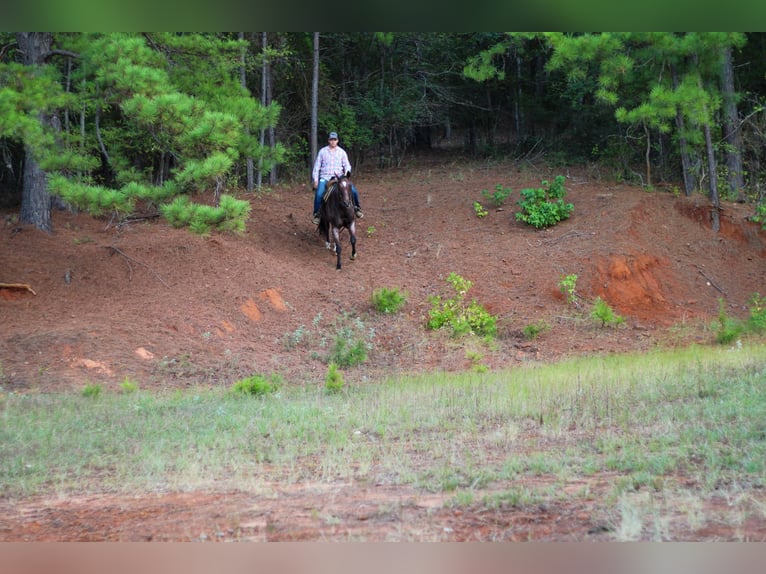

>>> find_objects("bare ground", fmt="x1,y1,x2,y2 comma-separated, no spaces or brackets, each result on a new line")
2,154,765,541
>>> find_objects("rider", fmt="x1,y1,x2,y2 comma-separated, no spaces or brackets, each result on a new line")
311,131,363,225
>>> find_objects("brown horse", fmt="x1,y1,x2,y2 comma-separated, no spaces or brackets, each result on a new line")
317,174,357,270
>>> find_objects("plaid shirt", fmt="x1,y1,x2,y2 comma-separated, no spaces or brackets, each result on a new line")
312,145,352,183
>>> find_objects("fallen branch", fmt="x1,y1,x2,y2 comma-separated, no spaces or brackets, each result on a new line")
696,266,725,295
105,246,170,288
0,282,37,295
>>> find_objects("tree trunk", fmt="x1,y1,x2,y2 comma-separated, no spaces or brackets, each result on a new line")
17,32,54,232
239,32,254,193
671,64,698,196
720,46,745,202
704,121,721,232
310,32,319,169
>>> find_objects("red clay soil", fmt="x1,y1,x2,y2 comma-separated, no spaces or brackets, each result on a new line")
1,154,765,541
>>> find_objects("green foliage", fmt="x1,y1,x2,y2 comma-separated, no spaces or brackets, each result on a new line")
371,287,407,314
465,350,488,373
427,273,497,339
82,384,102,398
752,203,766,230
324,363,345,394
559,274,579,305
481,184,512,207
328,333,368,368
523,320,550,340
515,176,573,229
160,194,251,235
590,297,625,328
713,298,744,345
746,293,766,333
231,373,281,396
472,201,488,218
120,378,139,394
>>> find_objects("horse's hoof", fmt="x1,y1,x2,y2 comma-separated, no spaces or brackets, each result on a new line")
350,253,357,260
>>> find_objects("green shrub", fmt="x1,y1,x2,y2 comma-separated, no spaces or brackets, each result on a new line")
590,297,625,328
82,384,102,398
372,287,408,314
481,184,512,207
326,316,371,367
523,320,550,340
325,362,344,394
427,273,497,339
713,298,744,344
473,201,488,218
515,175,574,229
120,377,139,394
231,373,281,396
559,274,578,305
747,293,766,333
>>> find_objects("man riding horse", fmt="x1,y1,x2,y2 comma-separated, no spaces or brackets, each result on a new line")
311,132,364,225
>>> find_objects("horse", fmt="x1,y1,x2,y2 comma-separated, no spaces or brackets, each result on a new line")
317,174,357,270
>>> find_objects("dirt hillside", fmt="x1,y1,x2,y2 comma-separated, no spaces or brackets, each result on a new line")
2,155,764,392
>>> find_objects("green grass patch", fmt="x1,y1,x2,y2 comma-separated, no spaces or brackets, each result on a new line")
2,343,765,535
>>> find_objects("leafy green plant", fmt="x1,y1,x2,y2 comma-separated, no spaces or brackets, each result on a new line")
523,320,550,340
590,297,625,328
231,373,281,396
559,274,579,305
82,384,102,398
427,273,497,339
481,184,512,207
326,315,372,367
465,350,488,373
515,175,573,229
366,225,376,237
473,201,489,218
713,298,744,344
325,362,344,394
752,202,766,230
372,287,408,314
746,293,766,333
120,377,139,394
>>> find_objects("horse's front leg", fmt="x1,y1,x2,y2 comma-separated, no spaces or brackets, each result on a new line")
332,226,342,269
348,221,357,260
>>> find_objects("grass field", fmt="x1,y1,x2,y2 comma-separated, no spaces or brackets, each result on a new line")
2,342,765,540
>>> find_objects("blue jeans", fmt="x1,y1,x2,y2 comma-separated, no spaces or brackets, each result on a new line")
314,179,361,214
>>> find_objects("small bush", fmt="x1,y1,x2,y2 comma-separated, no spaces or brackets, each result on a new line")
523,320,550,340
473,201,488,218
372,287,407,314
120,377,139,394
713,298,744,344
82,384,102,398
325,362,344,394
427,273,497,340
746,293,766,333
515,175,574,229
559,274,579,305
482,184,512,207
231,373,281,396
590,297,625,328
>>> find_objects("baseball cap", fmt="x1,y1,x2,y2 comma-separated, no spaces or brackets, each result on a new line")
328,132,338,140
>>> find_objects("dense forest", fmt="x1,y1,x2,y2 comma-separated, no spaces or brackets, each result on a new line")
2,32,766,233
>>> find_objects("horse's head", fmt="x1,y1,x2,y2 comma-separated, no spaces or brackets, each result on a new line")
336,175,352,208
